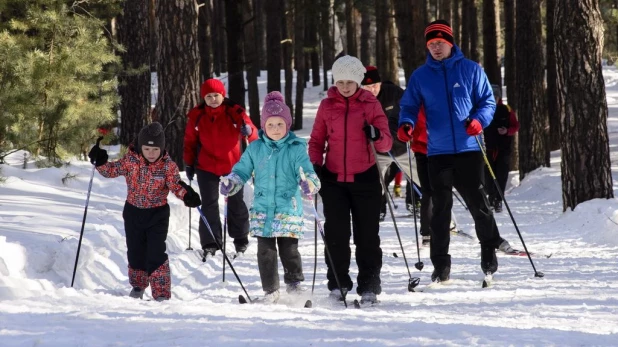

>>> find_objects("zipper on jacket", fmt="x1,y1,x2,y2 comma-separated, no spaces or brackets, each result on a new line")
344,98,349,181
442,62,458,153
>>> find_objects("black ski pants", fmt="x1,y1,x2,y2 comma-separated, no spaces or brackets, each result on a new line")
195,169,249,250
123,202,169,275
257,237,304,293
415,153,433,237
320,178,383,295
485,149,511,203
428,151,502,270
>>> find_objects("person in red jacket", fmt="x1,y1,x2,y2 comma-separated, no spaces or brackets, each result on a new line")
309,55,392,305
183,78,258,257
88,122,202,301
484,85,520,213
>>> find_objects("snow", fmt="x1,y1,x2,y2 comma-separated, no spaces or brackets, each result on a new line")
2,69,618,346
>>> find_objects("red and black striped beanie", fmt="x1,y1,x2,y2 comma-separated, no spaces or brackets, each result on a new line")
425,19,454,47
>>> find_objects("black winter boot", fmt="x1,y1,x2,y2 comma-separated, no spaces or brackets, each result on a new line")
431,265,450,282
481,245,498,274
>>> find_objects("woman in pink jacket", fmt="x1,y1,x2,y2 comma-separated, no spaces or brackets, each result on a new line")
309,55,392,305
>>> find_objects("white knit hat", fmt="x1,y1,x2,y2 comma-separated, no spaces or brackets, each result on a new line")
332,55,366,85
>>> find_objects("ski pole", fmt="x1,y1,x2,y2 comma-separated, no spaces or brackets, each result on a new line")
196,206,253,300
405,142,423,270
300,168,349,307
369,142,422,291
473,135,544,278
386,151,422,197
452,190,469,211
71,136,103,287
186,180,194,251
222,195,228,282
311,195,318,295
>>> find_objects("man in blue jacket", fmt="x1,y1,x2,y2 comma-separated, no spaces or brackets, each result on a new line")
397,20,503,282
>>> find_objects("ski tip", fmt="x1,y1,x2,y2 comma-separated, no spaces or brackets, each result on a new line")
392,252,398,258
482,280,489,288
304,300,312,308
353,299,361,309
238,294,248,304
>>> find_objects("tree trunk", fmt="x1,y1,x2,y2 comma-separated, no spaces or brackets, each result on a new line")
320,0,333,91
516,0,548,179
225,1,245,106
461,0,471,57
386,0,399,85
294,0,305,130
345,0,357,56
307,6,321,87
453,0,461,43
439,0,452,24
555,0,613,210
117,0,151,146
243,0,260,124
469,2,479,62
375,0,387,71
393,0,415,83
155,0,200,167
282,0,294,115
546,0,560,151
149,0,157,72
198,1,213,81
212,0,223,75
255,0,265,73
265,0,282,92
482,0,500,85
360,9,371,66
503,0,517,171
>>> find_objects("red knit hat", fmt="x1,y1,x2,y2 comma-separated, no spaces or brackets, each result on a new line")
200,79,226,98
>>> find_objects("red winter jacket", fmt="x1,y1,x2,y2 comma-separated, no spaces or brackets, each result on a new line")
412,106,428,155
309,86,392,182
183,99,258,176
96,146,187,209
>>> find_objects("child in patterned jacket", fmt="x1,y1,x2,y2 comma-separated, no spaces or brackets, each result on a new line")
219,92,320,304
88,122,202,301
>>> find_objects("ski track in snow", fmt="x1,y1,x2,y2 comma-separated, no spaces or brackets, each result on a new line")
2,68,618,346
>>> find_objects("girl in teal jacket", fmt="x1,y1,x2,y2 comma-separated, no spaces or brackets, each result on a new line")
219,92,320,303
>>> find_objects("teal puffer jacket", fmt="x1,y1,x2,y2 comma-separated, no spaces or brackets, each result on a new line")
227,130,320,238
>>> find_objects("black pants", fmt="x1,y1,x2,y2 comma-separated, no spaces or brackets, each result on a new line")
428,152,502,270
415,153,433,237
320,178,383,295
485,149,511,203
257,237,304,293
196,169,249,250
123,202,170,275
381,162,415,214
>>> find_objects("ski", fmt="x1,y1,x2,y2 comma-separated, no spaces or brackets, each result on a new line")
450,228,474,239
500,249,552,258
238,294,312,308
352,299,379,308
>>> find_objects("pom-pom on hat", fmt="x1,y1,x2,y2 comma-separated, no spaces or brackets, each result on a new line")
332,55,366,86
200,78,226,98
425,19,454,47
362,66,381,85
261,91,292,132
138,122,165,150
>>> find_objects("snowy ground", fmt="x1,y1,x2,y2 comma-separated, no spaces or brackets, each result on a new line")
2,69,618,346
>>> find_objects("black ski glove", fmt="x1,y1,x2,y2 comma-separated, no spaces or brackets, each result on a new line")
88,145,108,167
363,124,381,141
179,181,201,207
312,164,322,180
185,165,195,181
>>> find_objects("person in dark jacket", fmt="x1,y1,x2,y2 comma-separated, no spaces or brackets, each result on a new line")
309,55,392,305
183,78,259,257
398,20,503,282
484,85,520,213
361,66,420,220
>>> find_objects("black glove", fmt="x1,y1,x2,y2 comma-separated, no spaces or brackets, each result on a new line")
313,164,322,180
185,165,195,181
240,124,252,137
179,181,202,208
363,124,381,141
88,145,108,167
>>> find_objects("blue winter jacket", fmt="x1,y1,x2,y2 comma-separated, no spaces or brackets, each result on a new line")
398,44,496,156
227,130,320,239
